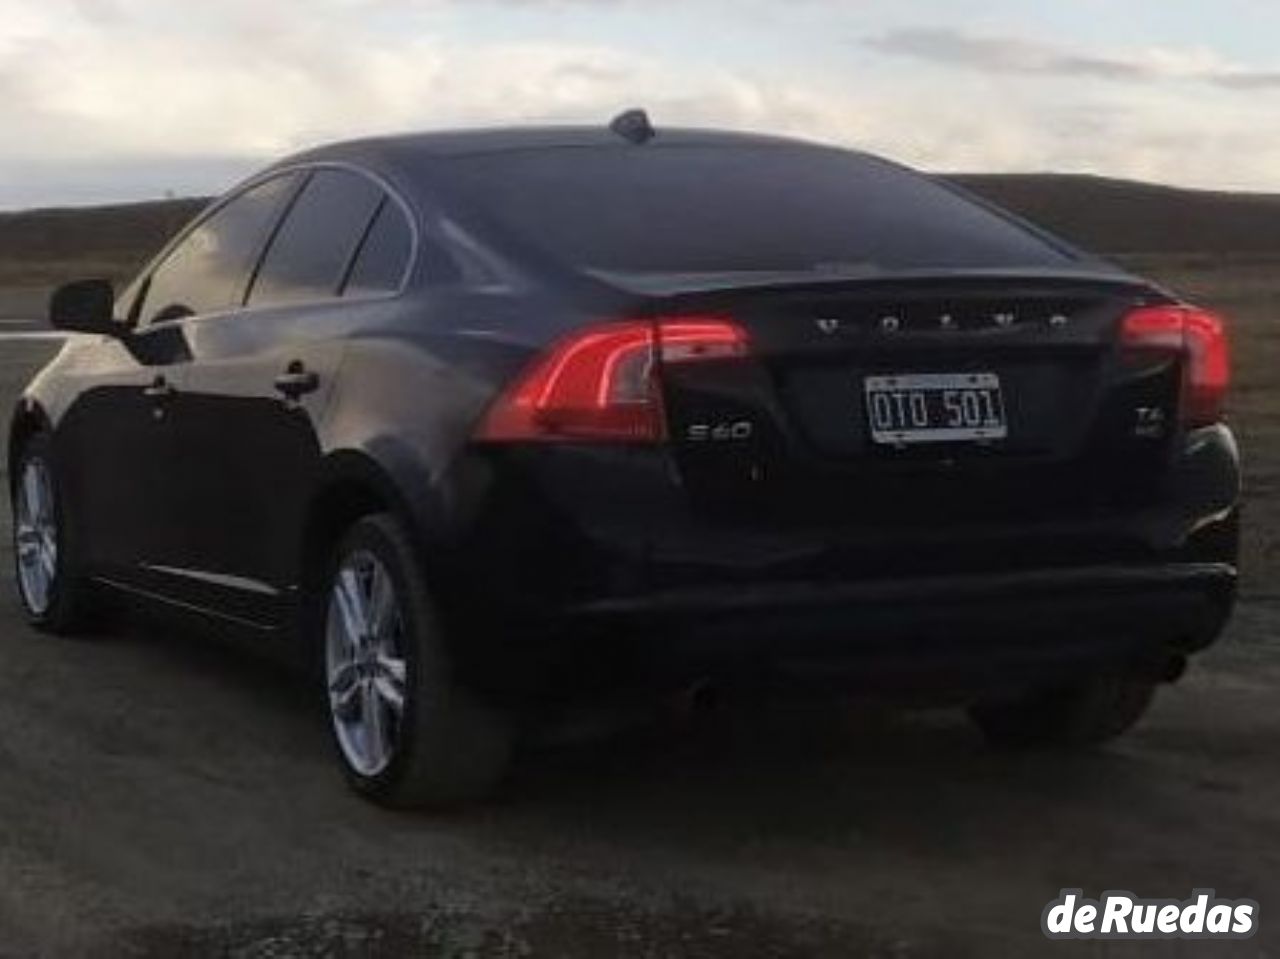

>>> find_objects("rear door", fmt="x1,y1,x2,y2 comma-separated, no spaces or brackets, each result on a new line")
163,167,412,625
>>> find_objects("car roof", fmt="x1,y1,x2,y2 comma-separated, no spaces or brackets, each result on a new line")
278,125,830,169
263,126,864,209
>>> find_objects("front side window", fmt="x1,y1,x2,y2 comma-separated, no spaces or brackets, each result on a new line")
139,174,298,324
249,169,384,308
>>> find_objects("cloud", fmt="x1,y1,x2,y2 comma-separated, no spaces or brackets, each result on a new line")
1212,70,1280,90
0,0,812,203
3,1,1280,204
866,27,1280,91
866,28,1152,82
1,9,650,159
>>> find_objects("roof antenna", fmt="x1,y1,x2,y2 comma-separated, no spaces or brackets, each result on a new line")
610,108,656,145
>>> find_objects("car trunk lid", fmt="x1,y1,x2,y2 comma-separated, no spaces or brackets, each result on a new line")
629,271,1180,530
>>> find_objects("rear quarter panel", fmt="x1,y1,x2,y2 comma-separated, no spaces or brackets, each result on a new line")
316,291,583,548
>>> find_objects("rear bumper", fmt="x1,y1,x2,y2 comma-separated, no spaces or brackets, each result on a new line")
571,561,1236,632
441,425,1241,701
461,561,1237,702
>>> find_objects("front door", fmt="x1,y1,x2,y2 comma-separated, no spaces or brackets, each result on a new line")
54,325,191,586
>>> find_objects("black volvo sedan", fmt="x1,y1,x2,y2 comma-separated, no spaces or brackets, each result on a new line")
8,115,1239,805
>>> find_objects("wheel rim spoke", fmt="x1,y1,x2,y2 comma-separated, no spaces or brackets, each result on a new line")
15,527,40,557
38,547,56,581
368,565,395,639
333,687,362,720
374,673,405,714
22,467,41,522
328,661,361,713
361,677,386,768
333,568,367,641
377,653,407,685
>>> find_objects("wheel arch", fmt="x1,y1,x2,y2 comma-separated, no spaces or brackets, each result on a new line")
6,399,53,491
302,449,417,570
297,443,456,637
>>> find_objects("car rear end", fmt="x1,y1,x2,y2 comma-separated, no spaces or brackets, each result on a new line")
429,136,1239,702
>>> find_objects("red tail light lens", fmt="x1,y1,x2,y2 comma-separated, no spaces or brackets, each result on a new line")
1121,305,1229,427
476,316,748,443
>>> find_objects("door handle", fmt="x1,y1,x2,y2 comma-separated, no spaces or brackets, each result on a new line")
274,363,320,400
143,375,176,401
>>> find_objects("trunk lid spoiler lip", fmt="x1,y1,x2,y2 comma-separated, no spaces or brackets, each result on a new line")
585,265,1164,303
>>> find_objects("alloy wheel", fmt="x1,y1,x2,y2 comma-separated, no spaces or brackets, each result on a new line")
325,549,410,777
13,456,58,616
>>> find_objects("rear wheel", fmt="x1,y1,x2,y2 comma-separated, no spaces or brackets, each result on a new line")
10,433,95,634
322,513,510,807
969,672,1158,749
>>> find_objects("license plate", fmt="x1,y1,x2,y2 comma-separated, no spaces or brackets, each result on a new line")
864,372,1007,445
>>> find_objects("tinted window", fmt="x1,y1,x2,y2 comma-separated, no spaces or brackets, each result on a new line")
141,174,297,323
343,200,413,298
443,145,1076,275
250,170,384,308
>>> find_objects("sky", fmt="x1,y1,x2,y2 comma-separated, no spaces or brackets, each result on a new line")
3,0,1280,208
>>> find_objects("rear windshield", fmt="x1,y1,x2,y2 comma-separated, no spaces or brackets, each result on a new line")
442,144,1077,276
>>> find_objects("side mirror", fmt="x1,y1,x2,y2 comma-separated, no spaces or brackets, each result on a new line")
49,279,119,335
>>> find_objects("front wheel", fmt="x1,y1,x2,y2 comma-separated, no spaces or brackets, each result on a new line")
321,513,511,807
10,433,95,634
969,672,1158,749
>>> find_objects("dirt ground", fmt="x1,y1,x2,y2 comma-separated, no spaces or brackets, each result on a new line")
0,255,1277,957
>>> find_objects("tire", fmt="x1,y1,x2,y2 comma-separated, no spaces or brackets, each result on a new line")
969,671,1158,750
9,433,95,634
320,513,511,807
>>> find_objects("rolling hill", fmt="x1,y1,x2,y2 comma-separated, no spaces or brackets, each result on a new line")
0,197,207,290
952,174,1280,258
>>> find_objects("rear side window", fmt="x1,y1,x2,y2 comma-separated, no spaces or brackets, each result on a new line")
249,169,384,308
343,199,413,298
442,145,1077,276
140,174,298,323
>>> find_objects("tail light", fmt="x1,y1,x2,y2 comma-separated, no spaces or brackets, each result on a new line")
1121,305,1229,427
476,316,749,443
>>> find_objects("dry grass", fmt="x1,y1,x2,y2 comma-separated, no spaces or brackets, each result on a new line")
956,174,1280,255
0,257,142,289
0,197,206,290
